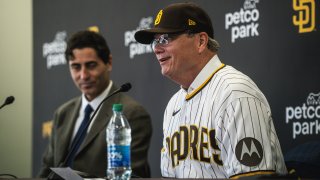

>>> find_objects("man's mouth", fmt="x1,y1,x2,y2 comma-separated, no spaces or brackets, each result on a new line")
158,57,170,64
80,82,94,89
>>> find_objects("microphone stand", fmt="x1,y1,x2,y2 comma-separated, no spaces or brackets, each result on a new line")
47,83,131,179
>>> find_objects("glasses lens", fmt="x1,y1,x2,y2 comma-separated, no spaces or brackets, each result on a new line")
151,39,158,51
152,34,170,51
159,34,169,45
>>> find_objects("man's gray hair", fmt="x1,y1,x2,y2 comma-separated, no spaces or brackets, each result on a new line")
207,37,220,52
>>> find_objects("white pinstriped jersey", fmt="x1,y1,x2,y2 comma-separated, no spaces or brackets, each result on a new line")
161,55,287,178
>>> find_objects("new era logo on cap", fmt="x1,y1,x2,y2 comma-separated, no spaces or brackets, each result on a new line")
188,19,196,26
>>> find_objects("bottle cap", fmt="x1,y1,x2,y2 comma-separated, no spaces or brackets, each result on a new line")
112,104,123,112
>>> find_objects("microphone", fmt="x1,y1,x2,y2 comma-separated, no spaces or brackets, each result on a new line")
0,96,15,109
107,82,131,97
48,83,132,179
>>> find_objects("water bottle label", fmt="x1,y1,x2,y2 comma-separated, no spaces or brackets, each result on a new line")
107,145,131,168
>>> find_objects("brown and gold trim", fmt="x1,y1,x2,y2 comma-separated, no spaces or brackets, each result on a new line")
230,170,276,179
185,63,225,100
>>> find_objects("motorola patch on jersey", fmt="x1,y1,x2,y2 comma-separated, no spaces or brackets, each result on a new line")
235,137,263,167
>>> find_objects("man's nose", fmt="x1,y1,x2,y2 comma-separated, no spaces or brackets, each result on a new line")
153,45,164,54
80,68,90,80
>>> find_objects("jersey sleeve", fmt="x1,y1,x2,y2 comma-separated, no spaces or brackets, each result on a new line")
215,97,286,178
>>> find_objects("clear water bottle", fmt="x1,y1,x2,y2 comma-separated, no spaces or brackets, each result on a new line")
106,104,132,180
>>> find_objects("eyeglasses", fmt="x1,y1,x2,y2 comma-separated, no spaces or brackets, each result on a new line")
151,33,187,51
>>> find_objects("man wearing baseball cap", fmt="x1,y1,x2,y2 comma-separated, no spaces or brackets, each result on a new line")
135,2,288,179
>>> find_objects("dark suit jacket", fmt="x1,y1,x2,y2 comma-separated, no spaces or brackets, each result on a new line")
38,84,152,178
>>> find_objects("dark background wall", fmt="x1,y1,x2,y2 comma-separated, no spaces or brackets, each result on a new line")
33,0,320,177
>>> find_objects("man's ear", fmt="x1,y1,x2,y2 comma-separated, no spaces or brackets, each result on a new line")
198,33,208,53
107,54,112,71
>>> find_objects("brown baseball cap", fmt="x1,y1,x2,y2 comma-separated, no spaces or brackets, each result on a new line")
134,2,214,44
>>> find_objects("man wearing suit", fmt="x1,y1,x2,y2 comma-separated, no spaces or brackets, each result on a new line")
38,30,152,178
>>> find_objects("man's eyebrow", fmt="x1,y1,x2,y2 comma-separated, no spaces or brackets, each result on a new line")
70,62,80,66
85,61,97,65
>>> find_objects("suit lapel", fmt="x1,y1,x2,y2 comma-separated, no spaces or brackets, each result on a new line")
77,84,120,154
56,97,81,165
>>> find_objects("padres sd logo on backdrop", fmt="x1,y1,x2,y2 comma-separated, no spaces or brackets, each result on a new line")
292,0,316,33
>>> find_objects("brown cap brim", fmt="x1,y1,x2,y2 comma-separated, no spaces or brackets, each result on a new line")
134,28,185,44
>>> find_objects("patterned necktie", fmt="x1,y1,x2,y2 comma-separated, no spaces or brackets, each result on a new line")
67,104,93,167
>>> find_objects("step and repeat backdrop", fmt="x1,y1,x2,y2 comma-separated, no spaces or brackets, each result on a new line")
33,0,320,177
